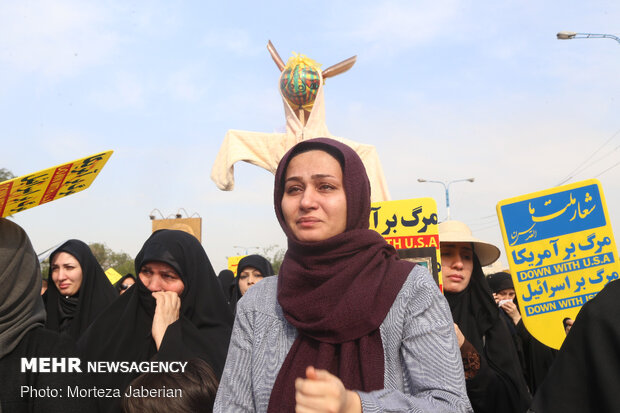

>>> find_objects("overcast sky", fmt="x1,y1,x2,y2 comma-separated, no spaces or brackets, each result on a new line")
3,0,619,273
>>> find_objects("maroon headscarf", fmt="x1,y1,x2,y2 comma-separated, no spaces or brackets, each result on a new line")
268,138,414,412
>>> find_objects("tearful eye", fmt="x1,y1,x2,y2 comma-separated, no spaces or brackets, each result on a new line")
285,185,303,194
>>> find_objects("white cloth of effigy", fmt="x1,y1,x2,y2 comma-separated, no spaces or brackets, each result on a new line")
210,71,391,202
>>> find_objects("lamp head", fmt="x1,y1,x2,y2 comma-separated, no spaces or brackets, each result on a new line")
557,31,577,40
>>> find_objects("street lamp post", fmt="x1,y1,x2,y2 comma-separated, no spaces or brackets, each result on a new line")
557,31,620,45
417,178,475,220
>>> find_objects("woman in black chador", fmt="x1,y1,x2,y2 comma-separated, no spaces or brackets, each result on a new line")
0,219,93,413
228,254,274,316
44,239,117,339
78,229,233,413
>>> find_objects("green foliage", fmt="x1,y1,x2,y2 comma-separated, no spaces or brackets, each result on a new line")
89,242,135,276
0,168,15,182
261,244,286,274
40,260,50,280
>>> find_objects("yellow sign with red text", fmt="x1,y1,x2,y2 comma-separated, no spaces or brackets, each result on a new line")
0,151,113,217
369,198,442,291
227,255,245,275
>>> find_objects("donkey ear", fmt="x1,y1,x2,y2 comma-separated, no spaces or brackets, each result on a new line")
322,56,357,79
267,40,286,72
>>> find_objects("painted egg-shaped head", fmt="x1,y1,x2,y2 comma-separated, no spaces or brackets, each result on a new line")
280,57,320,112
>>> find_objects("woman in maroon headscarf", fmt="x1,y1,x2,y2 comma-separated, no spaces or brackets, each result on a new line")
214,138,471,413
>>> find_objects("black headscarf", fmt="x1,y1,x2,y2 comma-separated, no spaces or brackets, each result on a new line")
486,272,557,395
0,218,46,358
0,220,98,412
445,254,531,413
43,239,117,340
487,272,514,293
217,269,234,302
114,273,135,294
530,279,620,412
228,254,275,315
77,230,233,413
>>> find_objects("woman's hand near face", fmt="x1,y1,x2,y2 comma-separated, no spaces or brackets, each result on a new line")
294,366,361,413
500,300,522,325
151,291,181,350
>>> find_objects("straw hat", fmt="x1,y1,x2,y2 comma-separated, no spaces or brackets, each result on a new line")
438,220,501,267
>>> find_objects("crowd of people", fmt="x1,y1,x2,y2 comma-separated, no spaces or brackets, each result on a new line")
1,137,619,413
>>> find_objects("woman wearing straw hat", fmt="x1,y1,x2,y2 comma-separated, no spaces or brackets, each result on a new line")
439,220,532,413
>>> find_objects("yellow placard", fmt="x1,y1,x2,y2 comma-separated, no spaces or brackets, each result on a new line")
105,268,122,285
228,255,245,274
497,179,619,349
0,151,113,217
369,198,443,291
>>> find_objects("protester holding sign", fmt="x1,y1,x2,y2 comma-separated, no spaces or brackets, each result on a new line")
43,239,117,340
439,221,531,413
488,271,557,395
0,219,92,412
78,229,233,413
215,138,471,413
